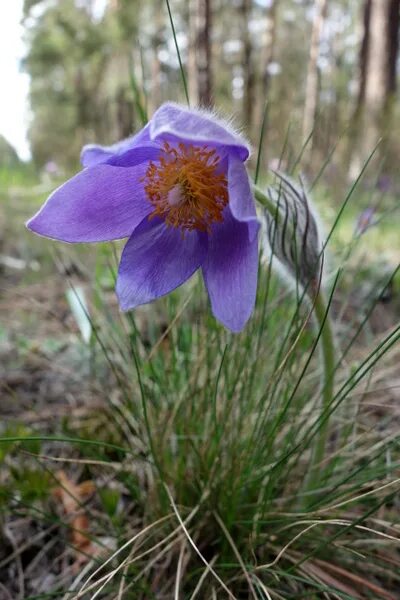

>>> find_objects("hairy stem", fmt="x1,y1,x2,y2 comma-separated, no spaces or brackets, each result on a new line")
305,284,336,505
252,183,336,506
253,184,281,217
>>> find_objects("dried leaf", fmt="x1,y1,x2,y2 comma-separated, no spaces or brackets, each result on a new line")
52,470,96,570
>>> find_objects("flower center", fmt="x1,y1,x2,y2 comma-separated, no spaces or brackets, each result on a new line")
143,142,228,233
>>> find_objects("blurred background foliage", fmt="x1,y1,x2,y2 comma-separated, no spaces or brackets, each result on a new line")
19,0,400,198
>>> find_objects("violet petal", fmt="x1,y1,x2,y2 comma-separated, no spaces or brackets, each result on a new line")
150,103,250,161
27,164,152,243
228,155,260,241
202,208,258,332
116,218,207,309
80,124,151,167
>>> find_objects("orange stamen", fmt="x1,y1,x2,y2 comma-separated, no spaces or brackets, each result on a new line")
142,142,228,233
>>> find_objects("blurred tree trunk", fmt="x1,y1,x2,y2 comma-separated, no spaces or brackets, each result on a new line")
356,0,372,110
260,0,278,104
194,0,213,106
302,0,328,142
358,0,399,110
148,0,164,114
187,0,198,106
116,87,134,138
240,0,255,132
350,0,400,176
253,0,279,154
388,0,400,96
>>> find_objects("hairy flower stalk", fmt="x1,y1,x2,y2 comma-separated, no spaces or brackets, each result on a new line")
253,174,336,504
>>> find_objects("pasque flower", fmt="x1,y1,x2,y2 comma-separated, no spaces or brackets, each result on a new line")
27,103,260,332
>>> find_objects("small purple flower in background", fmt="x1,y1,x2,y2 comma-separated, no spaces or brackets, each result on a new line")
44,160,60,176
354,206,377,236
27,103,260,332
376,174,392,194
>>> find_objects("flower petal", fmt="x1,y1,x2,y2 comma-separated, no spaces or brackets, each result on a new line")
228,155,260,241
80,124,151,167
150,103,250,161
106,144,160,167
116,219,207,309
27,164,152,243
202,209,258,332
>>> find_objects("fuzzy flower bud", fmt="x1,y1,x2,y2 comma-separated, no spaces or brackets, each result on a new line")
264,172,323,292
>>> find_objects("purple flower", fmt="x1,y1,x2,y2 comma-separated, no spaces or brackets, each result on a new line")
354,207,376,236
27,103,260,332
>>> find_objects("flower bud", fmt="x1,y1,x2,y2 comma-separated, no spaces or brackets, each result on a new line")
264,172,323,292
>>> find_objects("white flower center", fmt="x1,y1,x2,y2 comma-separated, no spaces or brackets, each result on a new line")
167,184,186,208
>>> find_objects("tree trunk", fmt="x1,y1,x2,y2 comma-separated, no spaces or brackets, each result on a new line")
195,0,213,107
302,0,328,142
116,87,134,139
253,0,279,138
362,0,399,112
148,0,164,114
356,0,372,110
240,0,255,132
350,0,400,176
387,0,400,95
187,0,198,106
259,0,278,100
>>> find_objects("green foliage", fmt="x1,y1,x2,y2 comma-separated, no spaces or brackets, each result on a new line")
0,424,36,462
9,467,51,503
0,426,50,510
0,135,22,168
23,0,137,167
99,488,121,520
